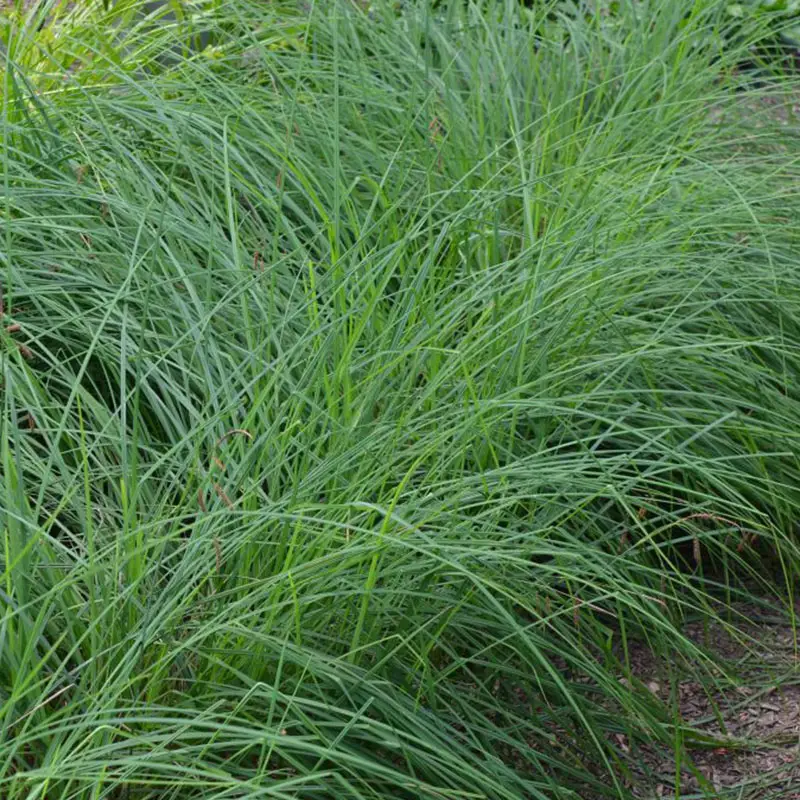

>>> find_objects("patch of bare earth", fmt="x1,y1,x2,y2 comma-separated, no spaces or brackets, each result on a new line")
617,604,800,798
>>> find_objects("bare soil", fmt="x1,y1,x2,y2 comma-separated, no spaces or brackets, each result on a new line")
619,603,800,799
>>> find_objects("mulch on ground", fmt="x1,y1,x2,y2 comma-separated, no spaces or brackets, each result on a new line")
618,602,800,798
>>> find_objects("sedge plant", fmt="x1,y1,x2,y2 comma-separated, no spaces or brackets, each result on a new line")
1,0,800,797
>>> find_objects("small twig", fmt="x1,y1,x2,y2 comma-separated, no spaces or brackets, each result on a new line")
215,429,253,448
10,684,74,728
574,598,616,619
642,594,668,608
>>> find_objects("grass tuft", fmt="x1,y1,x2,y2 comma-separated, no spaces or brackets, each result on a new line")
2,1,800,797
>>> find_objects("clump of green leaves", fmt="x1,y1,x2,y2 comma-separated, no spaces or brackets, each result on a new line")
1,1,800,798
727,0,800,48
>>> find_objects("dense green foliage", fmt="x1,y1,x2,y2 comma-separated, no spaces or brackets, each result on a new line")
728,0,800,46
1,1,800,797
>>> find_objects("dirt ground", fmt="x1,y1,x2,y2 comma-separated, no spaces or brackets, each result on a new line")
618,602,800,799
